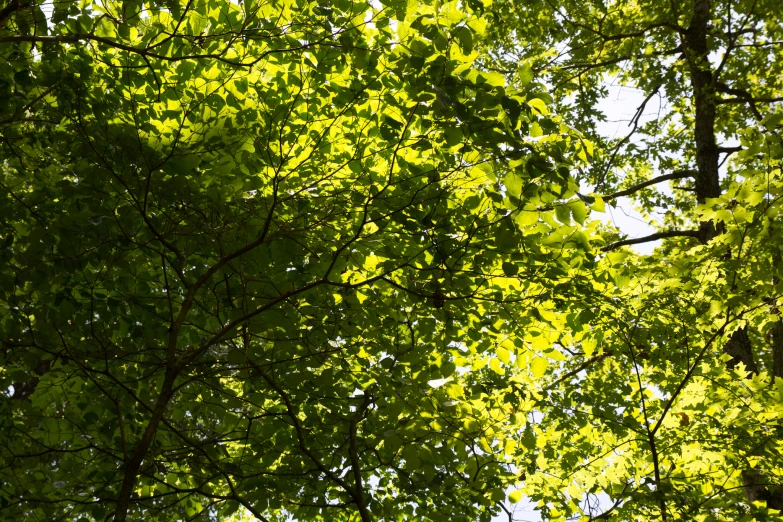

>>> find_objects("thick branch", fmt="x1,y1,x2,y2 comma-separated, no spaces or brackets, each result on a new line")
718,95,783,104
0,0,29,26
716,83,783,120
602,230,701,252
113,370,178,521
562,46,683,71
602,170,696,201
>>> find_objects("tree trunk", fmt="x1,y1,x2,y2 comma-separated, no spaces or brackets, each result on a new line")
685,0,720,210
723,328,757,374
681,0,783,512
684,0,760,393
742,469,783,511
773,249,783,379
773,305,783,380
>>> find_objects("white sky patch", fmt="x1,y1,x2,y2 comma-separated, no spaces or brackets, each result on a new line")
591,82,668,255
427,377,452,388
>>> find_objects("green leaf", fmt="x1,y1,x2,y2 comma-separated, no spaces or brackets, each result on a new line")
481,71,506,87
518,63,534,87
555,204,571,224
454,26,473,54
569,200,587,224
530,357,548,377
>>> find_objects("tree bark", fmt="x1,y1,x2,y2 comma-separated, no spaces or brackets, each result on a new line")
773,249,783,379
773,320,783,379
742,469,783,511
723,328,757,374
685,0,720,209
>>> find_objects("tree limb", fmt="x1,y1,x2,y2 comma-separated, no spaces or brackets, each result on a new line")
602,230,701,252
0,0,30,26
715,83,783,120
545,351,613,391
601,170,696,201
594,84,663,191
259,369,372,521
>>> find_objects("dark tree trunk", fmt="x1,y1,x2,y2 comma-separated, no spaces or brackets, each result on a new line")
773,249,783,379
684,0,760,376
724,328,757,374
742,469,783,511
685,0,720,210
680,0,783,512
773,306,783,379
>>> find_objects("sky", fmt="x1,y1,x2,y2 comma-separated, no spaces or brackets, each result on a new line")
591,83,669,255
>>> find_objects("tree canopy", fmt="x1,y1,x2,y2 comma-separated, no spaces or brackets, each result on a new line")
1,0,781,521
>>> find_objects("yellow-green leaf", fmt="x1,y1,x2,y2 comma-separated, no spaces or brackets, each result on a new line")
530,357,548,377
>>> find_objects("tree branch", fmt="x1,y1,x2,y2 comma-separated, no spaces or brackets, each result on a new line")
601,170,696,201
0,0,30,26
545,351,613,391
715,83,783,120
0,86,57,126
348,393,373,522
589,484,629,520
258,368,371,521
717,93,783,105
601,230,702,252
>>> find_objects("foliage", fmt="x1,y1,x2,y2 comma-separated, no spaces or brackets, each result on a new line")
1,0,783,521
480,0,783,520
0,0,593,520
